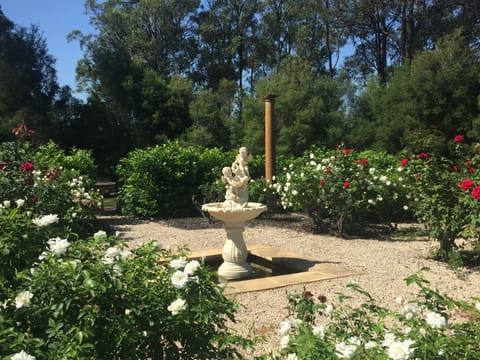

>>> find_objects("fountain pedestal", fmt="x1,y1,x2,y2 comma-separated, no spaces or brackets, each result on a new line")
219,222,251,279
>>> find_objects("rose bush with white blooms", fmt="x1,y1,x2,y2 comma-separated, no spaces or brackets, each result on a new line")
1,233,252,359
260,268,480,360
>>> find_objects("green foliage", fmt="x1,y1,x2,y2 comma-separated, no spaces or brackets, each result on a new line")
264,269,480,359
117,142,233,217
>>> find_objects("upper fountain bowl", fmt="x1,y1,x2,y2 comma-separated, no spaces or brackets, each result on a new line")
202,202,267,223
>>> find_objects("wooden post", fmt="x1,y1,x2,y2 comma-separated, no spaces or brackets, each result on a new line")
264,94,276,182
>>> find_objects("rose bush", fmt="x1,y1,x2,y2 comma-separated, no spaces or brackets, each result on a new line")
1,234,251,359
402,135,480,262
262,269,480,359
1,123,102,293
269,147,409,234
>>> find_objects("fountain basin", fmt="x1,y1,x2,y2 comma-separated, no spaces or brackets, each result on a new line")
201,202,267,223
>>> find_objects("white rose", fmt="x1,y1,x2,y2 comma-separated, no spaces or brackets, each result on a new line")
94,230,107,239
47,237,71,256
15,290,34,309
171,270,189,289
169,257,187,270
387,339,415,360
335,342,357,359
312,324,325,338
11,350,36,360
32,214,59,227
167,298,186,315
280,335,289,349
184,260,200,275
16,199,25,208
425,311,447,329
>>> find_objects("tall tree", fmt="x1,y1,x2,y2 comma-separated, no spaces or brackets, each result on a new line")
193,0,260,91
350,31,480,154
0,7,58,141
70,0,197,148
340,0,401,83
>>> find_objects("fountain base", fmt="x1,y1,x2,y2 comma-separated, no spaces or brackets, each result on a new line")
218,261,252,280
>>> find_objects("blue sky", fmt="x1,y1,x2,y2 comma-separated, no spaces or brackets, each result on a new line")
1,0,94,100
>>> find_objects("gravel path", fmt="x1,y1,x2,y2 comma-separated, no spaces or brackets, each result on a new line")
97,213,480,356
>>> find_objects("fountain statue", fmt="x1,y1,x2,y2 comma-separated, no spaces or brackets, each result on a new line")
202,147,267,280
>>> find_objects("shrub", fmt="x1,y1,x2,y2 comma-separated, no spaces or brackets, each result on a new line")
0,234,251,359
0,123,102,293
263,268,480,359
117,142,214,217
402,135,480,261
270,146,409,234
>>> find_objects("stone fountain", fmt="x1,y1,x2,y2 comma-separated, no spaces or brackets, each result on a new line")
202,147,267,280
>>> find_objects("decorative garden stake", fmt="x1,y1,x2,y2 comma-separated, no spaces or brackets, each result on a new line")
202,147,267,280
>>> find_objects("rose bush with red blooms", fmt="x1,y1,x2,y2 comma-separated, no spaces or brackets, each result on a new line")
271,147,408,234
404,134,480,262
303,291,314,299
401,158,409,167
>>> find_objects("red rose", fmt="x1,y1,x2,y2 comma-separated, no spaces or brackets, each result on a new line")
317,294,327,303
325,168,332,174
12,120,35,138
453,135,464,143
343,181,350,188
401,159,409,167
303,291,314,299
360,159,368,165
344,148,351,155
469,167,476,174
461,179,474,190
0,163,5,172
319,179,326,186
20,161,34,173
31,195,38,203
471,186,480,200
465,160,471,166
417,153,428,159
452,165,459,172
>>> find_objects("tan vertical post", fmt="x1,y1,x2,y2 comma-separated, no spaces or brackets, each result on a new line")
264,94,276,182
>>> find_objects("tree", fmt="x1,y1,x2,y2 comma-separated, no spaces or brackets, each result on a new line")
0,7,58,141
182,80,236,148
70,0,196,149
351,31,480,154
241,57,345,156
